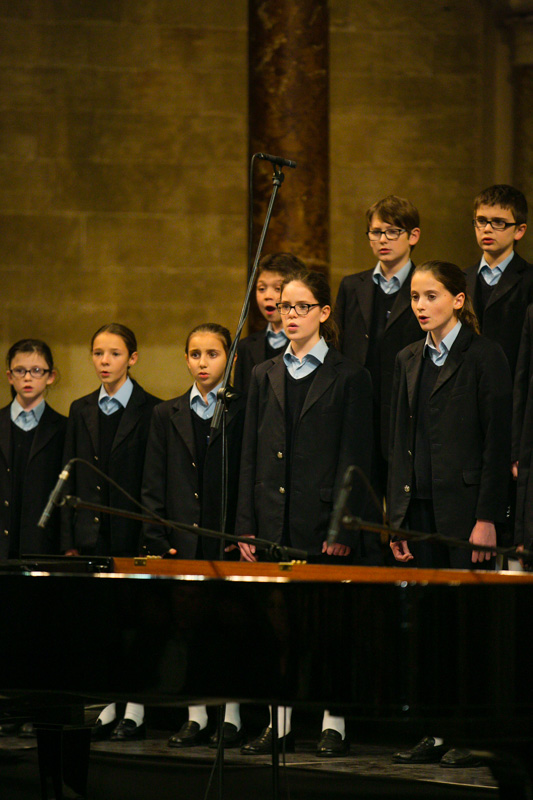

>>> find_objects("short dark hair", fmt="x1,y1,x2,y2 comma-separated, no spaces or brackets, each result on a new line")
91,323,138,356
414,261,480,334
473,184,528,225
365,195,420,232
257,252,307,281
185,323,232,355
280,269,339,348
6,339,55,399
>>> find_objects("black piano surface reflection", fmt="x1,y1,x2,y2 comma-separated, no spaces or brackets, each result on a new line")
2,559,533,796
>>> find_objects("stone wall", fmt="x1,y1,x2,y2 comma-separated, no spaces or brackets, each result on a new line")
0,0,524,412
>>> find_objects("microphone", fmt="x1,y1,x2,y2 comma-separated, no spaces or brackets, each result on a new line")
37,462,72,529
257,153,297,169
326,465,355,547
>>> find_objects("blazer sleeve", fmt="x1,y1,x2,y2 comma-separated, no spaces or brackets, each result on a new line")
140,405,172,554
234,367,260,539
512,308,533,461
233,338,247,393
476,342,513,523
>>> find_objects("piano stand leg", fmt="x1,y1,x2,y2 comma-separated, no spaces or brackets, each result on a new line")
35,723,91,800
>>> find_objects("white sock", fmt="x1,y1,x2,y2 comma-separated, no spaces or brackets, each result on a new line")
188,705,208,730
223,702,241,730
97,703,116,725
124,703,144,726
322,711,345,738
268,705,292,737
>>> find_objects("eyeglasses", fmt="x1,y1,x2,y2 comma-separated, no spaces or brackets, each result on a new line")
9,367,50,379
366,227,406,241
472,217,518,231
276,302,320,316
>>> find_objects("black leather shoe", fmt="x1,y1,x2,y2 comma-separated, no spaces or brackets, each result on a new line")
109,719,146,741
240,727,295,755
18,722,35,739
168,721,209,748
392,736,448,764
316,728,349,756
440,748,481,768
91,718,117,741
208,722,245,749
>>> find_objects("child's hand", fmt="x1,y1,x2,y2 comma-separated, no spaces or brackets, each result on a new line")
321,541,351,557
239,537,257,562
389,539,414,562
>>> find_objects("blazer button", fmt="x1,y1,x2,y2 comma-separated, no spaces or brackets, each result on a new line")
407,450,412,457
3,530,8,536
192,462,196,468
193,523,199,527
96,485,101,491
194,492,199,499
277,452,283,459
6,468,10,473
404,485,411,494
4,500,9,507
279,487,286,494
94,455,99,461
94,516,99,523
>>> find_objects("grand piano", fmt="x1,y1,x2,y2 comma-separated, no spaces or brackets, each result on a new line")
2,558,533,798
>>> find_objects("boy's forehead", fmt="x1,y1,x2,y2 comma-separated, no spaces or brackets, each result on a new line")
369,213,395,227
257,270,284,282
476,203,515,219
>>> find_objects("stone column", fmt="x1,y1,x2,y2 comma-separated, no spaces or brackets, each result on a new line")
248,0,329,328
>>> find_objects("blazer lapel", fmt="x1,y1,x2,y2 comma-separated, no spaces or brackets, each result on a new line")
28,405,60,462
405,345,423,412
267,358,285,413
355,272,375,334
484,255,523,310
81,394,100,454
111,385,144,453
386,267,414,329
299,356,337,419
431,326,473,396
170,393,196,461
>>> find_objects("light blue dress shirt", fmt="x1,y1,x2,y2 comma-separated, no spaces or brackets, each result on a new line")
189,381,223,420
478,252,514,286
283,337,329,379
11,398,46,431
423,321,462,367
266,323,288,348
98,376,133,415
372,259,412,295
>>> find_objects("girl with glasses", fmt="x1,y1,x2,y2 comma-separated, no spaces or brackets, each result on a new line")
236,269,373,757
0,339,66,558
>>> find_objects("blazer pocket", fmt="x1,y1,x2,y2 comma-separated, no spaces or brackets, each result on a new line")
320,487,333,503
462,468,481,485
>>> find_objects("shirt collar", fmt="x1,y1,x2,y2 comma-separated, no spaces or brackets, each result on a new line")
478,251,514,275
283,336,329,368
11,398,46,424
423,321,462,364
266,323,288,347
372,259,412,293
98,376,133,410
190,381,223,420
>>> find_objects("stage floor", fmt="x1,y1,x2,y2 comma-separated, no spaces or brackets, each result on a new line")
0,729,498,799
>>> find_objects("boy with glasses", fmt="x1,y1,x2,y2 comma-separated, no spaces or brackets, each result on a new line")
335,196,423,505
466,184,533,378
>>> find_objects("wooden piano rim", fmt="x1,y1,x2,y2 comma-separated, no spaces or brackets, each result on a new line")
111,558,533,584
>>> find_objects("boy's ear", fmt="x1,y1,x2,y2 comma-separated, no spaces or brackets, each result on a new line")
408,227,421,246
514,223,527,242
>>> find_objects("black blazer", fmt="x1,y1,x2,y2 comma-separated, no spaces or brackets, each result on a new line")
512,304,533,546
235,348,374,556
465,252,533,378
60,380,161,556
141,388,246,558
335,265,424,458
234,329,269,394
387,326,512,542
0,403,67,558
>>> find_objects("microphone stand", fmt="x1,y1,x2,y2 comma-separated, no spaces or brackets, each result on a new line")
61,496,308,563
